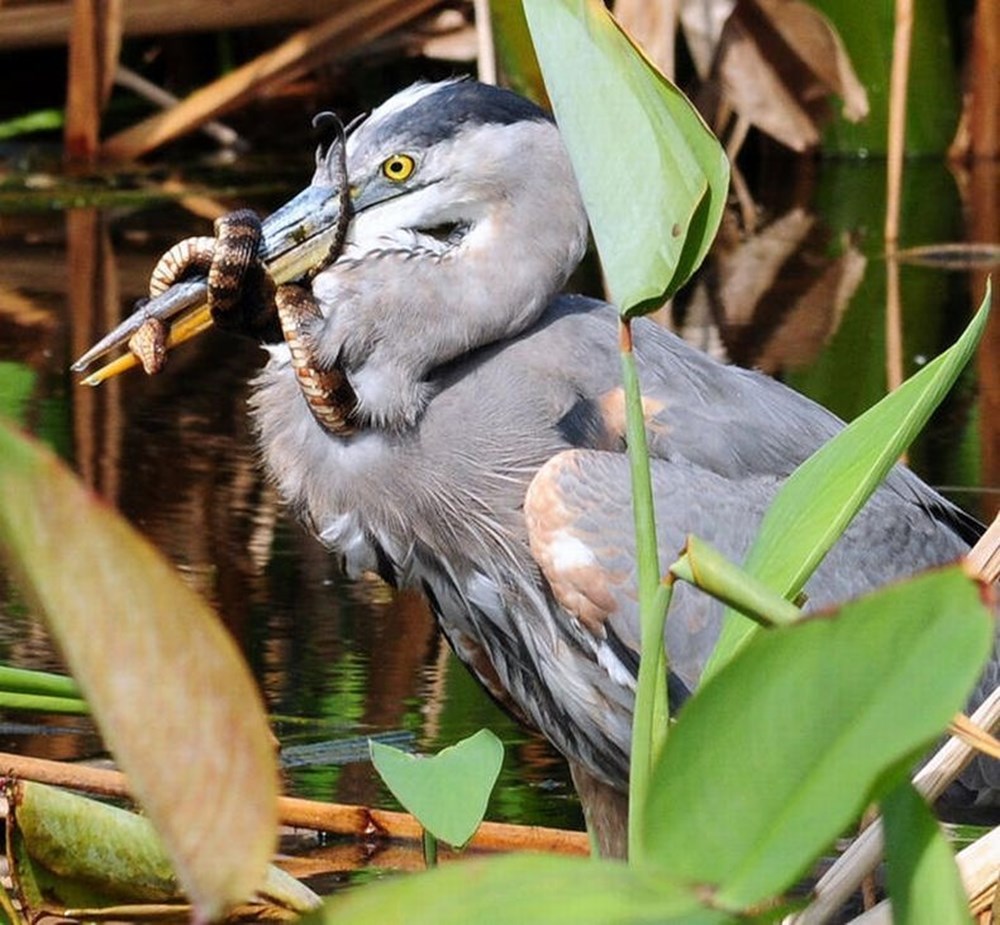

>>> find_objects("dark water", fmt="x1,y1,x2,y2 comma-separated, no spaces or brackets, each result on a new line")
0,151,997,873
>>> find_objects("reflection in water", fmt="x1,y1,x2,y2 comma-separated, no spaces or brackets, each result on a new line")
0,157,996,852
676,206,867,373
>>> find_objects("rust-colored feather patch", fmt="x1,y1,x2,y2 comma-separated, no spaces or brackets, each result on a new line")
524,450,620,636
597,387,668,441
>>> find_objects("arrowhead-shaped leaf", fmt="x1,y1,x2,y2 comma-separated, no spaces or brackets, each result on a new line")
523,0,729,314
0,423,278,921
370,729,503,848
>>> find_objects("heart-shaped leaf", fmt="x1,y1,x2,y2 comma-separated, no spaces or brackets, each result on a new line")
370,729,504,848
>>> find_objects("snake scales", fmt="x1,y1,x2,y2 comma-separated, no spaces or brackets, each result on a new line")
130,115,357,435
131,213,358,436
128,112,358,436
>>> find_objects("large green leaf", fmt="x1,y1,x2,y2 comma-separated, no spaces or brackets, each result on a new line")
0,423,278,921
882,780,972,925
523,0,729,314
370,729,504,848
311,853,733,925
643,567,992,909
705,281,991,678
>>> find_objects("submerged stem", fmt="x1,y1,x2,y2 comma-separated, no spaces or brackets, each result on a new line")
422,829,438,868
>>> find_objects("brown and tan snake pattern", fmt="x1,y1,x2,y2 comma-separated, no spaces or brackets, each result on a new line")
134,209,358,435
127,317,169,375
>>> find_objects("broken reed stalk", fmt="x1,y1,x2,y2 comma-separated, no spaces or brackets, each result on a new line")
967,511,1000,585
0,751,589,856
100,0,442,160
114,65,242,148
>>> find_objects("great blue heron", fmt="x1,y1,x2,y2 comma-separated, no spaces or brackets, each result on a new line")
76,79,995,855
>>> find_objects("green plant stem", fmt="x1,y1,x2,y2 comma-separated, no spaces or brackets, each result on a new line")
0,665,81,698
422,829,438,868
669,537,801,628
0,692,89,715
647,579,673,753
621,318,670,863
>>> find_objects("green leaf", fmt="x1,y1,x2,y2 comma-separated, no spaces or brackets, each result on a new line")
370,729,504,848
489,0,547,105
643,567,992,909
0,423,278,921
523,0,729,313
705,280,991,678
0,108,63,140
14,780,185,902
882,780,972,925
310,853,733,925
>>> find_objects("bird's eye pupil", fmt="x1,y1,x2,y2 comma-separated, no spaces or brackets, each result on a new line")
382,154,414,181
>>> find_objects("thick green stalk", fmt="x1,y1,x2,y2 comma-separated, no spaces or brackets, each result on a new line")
0,664,81,699
0,692,89,715
0,665,88,714
669,537,802,628
621,318,671,862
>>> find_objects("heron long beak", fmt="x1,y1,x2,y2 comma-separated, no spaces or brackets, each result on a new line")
72,183,347,385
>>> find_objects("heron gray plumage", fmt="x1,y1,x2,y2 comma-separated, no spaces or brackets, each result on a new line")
81,78,996,855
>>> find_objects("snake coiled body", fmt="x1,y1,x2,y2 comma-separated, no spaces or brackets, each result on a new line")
275,285,358,435
135,209,358,435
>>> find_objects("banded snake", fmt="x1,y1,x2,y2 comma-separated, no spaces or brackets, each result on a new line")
129,114,357,436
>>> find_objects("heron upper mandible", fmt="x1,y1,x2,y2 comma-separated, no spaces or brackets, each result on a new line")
79,79,996,855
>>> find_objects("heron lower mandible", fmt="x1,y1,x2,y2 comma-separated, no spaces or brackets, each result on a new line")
78,79,996,856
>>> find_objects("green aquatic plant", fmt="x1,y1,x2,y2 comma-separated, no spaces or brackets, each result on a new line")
0,1,992,921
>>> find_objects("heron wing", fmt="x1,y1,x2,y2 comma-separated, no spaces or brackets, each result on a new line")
523,439,974,695
634,313,984,543
549,300,982,546
524,447,776,693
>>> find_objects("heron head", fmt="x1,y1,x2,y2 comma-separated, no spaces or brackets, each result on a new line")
75,80,590,414
266,79,588,284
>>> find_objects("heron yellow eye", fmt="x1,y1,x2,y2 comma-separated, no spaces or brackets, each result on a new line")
381,154,415,182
